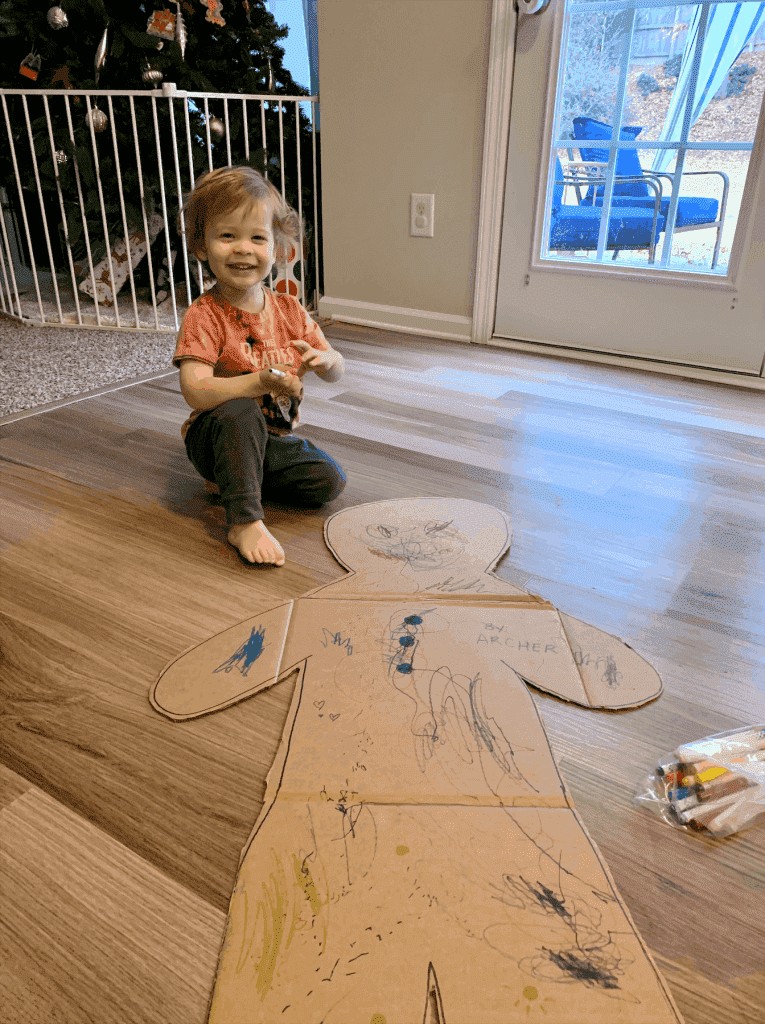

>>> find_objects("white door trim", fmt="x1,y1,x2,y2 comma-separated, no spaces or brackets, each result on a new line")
471,0,517,346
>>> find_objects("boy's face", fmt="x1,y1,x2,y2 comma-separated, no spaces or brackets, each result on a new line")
196,199,275,296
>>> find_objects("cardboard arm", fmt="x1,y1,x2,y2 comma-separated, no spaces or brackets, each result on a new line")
150,600,295,720
483,606,662,710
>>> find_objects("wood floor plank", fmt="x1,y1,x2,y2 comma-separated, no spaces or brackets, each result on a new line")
0,763,32,812
655,956,764,1024
1,326,763,1023
0,608,298,910
0,788,224,1024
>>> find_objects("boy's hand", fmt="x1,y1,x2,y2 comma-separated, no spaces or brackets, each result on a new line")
292,339,338,375
258,366,303,398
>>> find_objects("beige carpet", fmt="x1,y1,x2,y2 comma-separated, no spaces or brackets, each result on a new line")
0,315,175,417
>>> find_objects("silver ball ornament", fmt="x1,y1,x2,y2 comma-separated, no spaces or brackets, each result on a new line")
87,107,109,133
142,66,163,85
47,6,68,29
54,149,68,165
208,116,225,140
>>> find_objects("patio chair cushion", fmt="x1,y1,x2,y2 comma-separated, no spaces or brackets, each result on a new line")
672,196,720,226
596,194,720,227
549,158,663,251
550,204,664,251
573,116,649,197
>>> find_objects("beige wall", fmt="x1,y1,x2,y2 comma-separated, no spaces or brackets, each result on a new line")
317,0,492,322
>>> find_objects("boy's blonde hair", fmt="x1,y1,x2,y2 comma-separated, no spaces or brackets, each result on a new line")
182,165,301,259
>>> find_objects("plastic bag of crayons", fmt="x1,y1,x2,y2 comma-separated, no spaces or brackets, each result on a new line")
637,725,765,837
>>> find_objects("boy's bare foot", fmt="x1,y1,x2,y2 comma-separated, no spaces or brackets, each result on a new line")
227,521,285,566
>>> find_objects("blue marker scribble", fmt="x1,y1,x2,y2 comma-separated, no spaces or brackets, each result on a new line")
387,611,430,676
214,626,266,677
321,628,354,655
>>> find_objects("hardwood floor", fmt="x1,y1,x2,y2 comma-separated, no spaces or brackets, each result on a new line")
1,322,763,1024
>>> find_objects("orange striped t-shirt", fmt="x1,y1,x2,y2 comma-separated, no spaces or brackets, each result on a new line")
173,288,330,438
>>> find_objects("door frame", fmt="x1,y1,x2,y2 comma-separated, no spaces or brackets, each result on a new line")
472,0,765,388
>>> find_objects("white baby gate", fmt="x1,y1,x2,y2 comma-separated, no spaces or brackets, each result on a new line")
0,83,321,332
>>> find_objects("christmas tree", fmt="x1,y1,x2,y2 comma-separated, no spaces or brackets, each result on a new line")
0,2,318,308
0,1,305,97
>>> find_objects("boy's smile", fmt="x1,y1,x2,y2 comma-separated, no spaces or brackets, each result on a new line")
196,199,275,310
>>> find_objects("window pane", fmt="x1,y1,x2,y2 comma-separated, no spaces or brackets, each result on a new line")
542,0,765,275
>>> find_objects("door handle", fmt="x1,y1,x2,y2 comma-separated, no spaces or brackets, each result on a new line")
517,0,551,13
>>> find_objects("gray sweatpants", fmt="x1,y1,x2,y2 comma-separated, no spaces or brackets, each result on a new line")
185,398,346,525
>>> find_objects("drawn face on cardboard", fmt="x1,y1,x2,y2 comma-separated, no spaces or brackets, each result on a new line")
324,498,512,585
364,519,466,571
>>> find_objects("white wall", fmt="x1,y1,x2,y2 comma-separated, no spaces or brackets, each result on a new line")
317,0,492,339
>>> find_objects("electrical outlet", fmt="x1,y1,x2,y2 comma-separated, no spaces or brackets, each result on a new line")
410,193,434,237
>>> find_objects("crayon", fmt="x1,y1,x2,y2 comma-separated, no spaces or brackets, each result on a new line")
667,786,695,802
657,763,684,788
677,792,733,824
696,775,753,802
677,757,727,776
663,774,685,791
680,765,729,787
667,792,698,814
682,795,740,831
678,753,754,778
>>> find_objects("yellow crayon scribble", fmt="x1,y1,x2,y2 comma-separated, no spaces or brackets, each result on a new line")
241,860,287,999
395,844,410,856
232,850,330,996
293,853,322,916
514,984,553,1016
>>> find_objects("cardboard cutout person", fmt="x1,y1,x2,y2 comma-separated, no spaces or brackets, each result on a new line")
152,499,682,1024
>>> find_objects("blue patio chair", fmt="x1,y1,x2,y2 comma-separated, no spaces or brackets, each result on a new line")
572,116,729,269
549,157,665,262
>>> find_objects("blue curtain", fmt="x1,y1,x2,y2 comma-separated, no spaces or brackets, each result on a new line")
301,0,319,97
652,2,765,170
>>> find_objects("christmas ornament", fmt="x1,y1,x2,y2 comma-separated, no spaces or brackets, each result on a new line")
200,0,226,26
47,6,68,29
174,1,187,59
142,63,163,86
147,9,176,41
86,106,108,133
54,149,68,165
94,26,108,86
273,241,302,298
208,116,225,140
50,65,73,89
19,51,41,81
242,0,250,22
267,55,274,93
